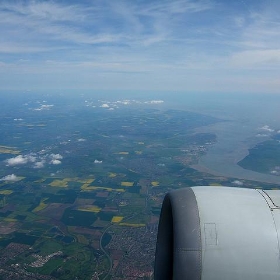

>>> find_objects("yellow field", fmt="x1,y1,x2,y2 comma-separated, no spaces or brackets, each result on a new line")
81,185,125,192
121,182,134,187
77,206,101,213
0,190,13,195
49,177,95,188
0,145,20,155
49,179,68,187
36,177,98,188
151,181,159,187
4,218,17,222
34,178,46,183
108,172,117,178
33,199,48,213
111,216,124,223
64,177,73,181
0,145,17,149
81,184,90,190
116,152,129,155
119,223,146,227
77,178,95,184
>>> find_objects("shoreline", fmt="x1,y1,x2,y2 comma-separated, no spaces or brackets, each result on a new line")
191,162,280,185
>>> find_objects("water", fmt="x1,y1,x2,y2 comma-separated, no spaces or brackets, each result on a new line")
167,92,280,184
1,90,280,184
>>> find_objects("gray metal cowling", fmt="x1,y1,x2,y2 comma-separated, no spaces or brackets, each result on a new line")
154,187,280,280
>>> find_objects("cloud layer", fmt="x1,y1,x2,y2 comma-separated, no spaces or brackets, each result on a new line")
86,99,164,110
0,174,19,182
0,0,279,93
5,153,63,168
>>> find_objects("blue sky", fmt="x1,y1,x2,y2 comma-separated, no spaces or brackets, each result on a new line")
0,0,279,93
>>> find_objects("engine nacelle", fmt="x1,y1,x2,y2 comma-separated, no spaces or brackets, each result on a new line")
154,186,280,280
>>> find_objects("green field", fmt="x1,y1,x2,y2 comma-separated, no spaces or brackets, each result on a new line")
238,140,280,174
0,97,276,279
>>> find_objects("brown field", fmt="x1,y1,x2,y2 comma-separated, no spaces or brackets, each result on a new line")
70,226,103,237
74,198,95,205
91,240,100,250
0,221,17,234
39,203,70,220
96,191,109,198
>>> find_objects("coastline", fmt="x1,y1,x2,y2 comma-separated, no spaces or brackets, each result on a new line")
191,160,280,185
187,113,280,185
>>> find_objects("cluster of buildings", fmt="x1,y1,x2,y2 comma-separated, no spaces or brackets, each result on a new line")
106,225,157,278
30,251,63,268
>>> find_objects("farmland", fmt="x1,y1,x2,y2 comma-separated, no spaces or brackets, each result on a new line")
0,94,276,279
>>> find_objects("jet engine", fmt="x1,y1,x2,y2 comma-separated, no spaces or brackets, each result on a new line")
154,186,280,280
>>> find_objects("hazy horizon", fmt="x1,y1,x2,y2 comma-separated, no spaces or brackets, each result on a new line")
2,90,280,183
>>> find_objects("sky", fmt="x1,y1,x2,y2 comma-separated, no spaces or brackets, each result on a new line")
0,0,279,93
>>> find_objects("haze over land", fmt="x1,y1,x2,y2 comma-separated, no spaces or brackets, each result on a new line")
1,92,280,279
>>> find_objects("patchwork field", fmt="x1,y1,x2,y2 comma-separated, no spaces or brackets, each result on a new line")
0,95,277,279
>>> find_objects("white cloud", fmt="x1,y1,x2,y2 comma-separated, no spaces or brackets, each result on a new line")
121,100,130,105
232,180,243,186
5,153,63,168
0,0,279,93
50,159,62,165
230,50,280,69
6,154,37,166
140,0,213,15
94,160,103,164
34,161,45,169
78,138,86,142
41,104,53,109
34,104,54,111
6,155,29,166
0,1,87,23
259,125,274,132
28,155,37,163
0,174,19,181
256,133,269,137
0,0,214,50
49,154,63,165
145,100,164,104
50,153,63,160
98,99,164,108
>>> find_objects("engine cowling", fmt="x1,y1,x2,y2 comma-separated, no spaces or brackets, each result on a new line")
154,186,280,280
